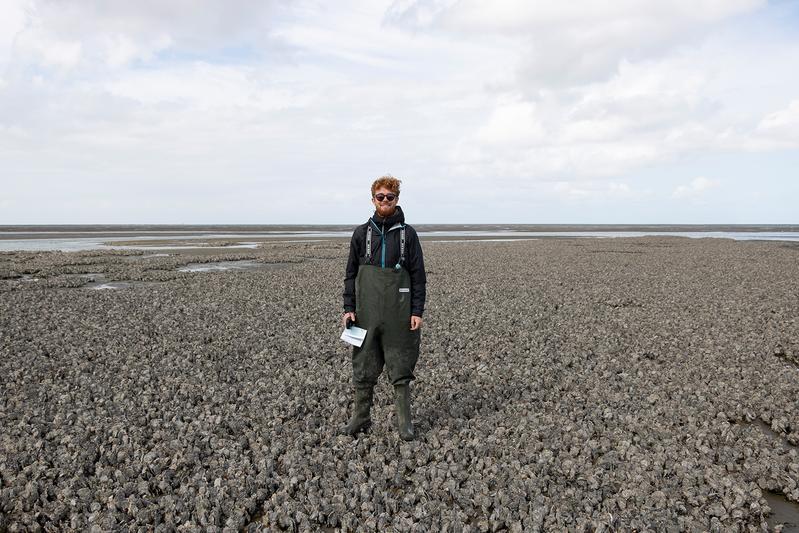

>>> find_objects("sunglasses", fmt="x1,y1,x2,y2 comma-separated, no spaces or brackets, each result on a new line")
374,193,398,202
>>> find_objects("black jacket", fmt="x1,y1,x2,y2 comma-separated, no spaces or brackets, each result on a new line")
343,205,426,317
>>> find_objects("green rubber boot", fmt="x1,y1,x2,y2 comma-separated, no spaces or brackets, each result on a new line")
341,387,373,436
394,384,415,441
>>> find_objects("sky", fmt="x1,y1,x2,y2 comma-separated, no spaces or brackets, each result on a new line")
1,0,798,224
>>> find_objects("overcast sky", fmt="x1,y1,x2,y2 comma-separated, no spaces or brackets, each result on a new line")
1,0,798,224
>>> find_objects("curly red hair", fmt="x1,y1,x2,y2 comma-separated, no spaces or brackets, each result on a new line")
371,175,401,197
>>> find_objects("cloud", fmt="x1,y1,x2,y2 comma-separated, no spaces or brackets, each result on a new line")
386,0,763,32
0,0,26,63
103,63,307,112
3,0,285,72
672,176,720,199
446,26,799,183
754,99,799,148
474,100,546,145
553,180,641,200
0,0,796,223
385,0,765,86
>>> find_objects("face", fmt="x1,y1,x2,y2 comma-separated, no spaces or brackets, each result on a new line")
372,186,399,218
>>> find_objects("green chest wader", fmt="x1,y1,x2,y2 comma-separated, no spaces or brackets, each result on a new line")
352,225,421,388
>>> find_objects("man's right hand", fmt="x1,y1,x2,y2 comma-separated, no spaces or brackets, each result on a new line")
342,312,356,327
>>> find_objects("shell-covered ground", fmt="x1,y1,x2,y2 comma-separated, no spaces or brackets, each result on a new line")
1,237,798,532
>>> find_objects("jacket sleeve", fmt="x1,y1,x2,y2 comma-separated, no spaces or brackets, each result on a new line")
343,229,360,312
407,227,426,317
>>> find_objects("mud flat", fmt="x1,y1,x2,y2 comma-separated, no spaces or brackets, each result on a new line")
1,238,798,531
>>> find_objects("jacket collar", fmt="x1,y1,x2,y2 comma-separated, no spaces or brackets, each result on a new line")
370,205,405,228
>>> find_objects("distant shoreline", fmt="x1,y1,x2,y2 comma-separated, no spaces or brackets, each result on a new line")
2,224,799,252
2,223,799,240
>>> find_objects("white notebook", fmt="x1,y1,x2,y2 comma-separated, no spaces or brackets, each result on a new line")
340,325,367,347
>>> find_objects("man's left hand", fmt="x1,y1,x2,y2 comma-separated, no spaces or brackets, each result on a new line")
410,315,423,331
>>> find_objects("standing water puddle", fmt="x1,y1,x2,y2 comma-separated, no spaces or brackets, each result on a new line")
752,419,798,453
85,281,136,290
177,260,289,273
737,419,799,530
766,492,799,532
66,273,162,290
122,253,172,262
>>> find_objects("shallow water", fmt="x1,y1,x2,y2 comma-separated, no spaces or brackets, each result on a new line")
71,274,162,290
120,253,172,261
177,260,289,273
765,491,799,532
752,419,798,453
0,238,261,252
86,282,130,290
740,420,799,530
1,229,799,252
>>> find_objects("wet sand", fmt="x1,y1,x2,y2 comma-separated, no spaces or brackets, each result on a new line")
3,224,798,254
2,223,798,240
1,238,798,531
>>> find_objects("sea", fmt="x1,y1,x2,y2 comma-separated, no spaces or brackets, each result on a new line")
1,225,798,252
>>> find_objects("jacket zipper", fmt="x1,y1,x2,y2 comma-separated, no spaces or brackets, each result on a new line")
381,223,385,268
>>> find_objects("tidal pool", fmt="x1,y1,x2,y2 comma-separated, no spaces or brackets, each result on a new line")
765,491,799,532
177,260,290,273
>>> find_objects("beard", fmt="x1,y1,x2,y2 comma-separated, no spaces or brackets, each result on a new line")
376,204,396,218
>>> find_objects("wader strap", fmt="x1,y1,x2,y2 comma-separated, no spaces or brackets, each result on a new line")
365,225,372,263
400,227,406,266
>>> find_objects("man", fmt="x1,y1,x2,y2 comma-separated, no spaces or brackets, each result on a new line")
341,175,426,441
